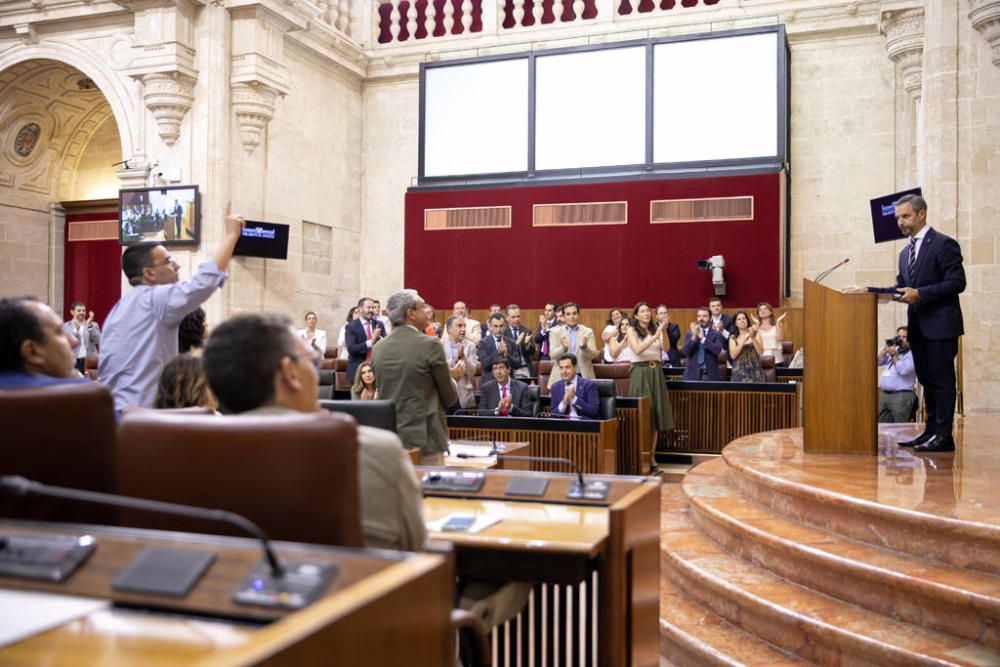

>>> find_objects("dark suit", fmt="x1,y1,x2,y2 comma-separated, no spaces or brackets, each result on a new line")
372,325,457,456
549,376,599,420
477,334,508,376
535,318,557,360
664,323,681,366
504,325,535,375
478,379,534,417
882,227,966,437
681,328,725,380
345,317,387,381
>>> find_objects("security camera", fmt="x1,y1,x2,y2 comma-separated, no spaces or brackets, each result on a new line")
696,254,726,297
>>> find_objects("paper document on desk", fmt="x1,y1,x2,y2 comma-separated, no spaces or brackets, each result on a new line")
446,443,497,465
427,512,503,534
0,588,108,647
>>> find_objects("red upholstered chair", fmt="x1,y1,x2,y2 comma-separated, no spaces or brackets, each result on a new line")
594,363,631,396
334,358,351,392
760,354,777,383
781,340,794,365
537,360,553,396
717,351,730,381
84,355,99,380
0,382,117,524
116,411,363,547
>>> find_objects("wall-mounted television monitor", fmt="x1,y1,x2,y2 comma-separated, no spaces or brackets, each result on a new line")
233,221,290,260
119,185,200,246
870,187,921,244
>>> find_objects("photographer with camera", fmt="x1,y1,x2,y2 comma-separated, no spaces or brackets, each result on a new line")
877,326,917,423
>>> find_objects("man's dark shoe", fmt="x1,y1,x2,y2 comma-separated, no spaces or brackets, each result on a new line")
913,435,956,453
898,431,933,448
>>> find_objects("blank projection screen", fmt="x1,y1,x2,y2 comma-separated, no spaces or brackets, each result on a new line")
534,46,646,171
422,58,529,178
653,32,779,163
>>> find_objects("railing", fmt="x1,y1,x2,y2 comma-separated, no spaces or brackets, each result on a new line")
373,0,721,46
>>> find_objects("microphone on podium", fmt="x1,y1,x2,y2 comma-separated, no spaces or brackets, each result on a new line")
815,258,850,285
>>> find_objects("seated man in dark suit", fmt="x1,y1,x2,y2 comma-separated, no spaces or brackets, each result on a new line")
0,296,87,389
548,353,599,420
681,307,725,381
478,358,534,417
503,304,535,379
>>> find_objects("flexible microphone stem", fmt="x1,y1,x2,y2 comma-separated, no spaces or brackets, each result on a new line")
0,475,285,578
456,454,585,488
816,258,850,285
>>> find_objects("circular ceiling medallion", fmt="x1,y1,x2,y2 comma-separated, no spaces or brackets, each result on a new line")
14,122,41,158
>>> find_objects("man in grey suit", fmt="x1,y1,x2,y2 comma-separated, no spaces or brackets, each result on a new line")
440,315,478,412
62,300,101,373
373,289,458,465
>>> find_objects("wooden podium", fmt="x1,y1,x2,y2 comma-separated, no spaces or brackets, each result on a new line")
803,279,878,454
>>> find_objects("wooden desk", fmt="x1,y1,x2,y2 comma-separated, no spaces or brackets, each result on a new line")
0,521,453,665
420,468,660,667
444,440,533,470
447,415,618,474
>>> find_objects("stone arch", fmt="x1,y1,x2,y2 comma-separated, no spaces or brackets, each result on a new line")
0,39,138,160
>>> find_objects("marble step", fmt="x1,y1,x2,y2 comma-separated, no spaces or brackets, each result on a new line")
660,487,807,667
684,458,1000,650
661,485,1000,666
721,432,1000,576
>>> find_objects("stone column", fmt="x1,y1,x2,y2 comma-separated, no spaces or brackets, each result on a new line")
881,5,924,188
968,0,1000,68
126,0,206,148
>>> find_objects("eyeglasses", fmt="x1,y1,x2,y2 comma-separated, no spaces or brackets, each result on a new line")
150,256,178,268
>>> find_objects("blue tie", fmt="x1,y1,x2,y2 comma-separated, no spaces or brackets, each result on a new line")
907,237,917,283
696,332,706,366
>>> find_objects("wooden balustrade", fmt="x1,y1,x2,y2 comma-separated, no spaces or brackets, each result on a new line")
659,381,799,454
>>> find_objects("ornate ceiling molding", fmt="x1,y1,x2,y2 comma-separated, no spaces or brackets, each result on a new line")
969,0,1000,68
881,6,924,96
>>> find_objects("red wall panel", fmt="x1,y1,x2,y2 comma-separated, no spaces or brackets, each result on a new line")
64,210,122,323
404,173,782,310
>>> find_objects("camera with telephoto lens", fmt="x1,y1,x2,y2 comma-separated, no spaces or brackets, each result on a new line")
885,336,907,352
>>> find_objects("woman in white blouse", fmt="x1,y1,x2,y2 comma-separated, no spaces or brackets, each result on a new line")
753,302,786,365
297,311,327,359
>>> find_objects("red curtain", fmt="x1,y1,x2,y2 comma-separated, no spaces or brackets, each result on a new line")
63,210,121,323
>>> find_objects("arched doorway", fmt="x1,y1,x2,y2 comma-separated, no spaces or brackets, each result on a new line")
0,58,125,324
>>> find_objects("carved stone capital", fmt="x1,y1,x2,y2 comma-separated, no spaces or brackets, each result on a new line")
140,71,196,147
231,81,281,154
969,0,1000,68
881,7,924,95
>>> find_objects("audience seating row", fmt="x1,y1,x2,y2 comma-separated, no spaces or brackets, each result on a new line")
0,382,366,548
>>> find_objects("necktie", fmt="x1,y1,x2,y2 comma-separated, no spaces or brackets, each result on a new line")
364,320,373,361
907,237,917,282
697,331,706,366
500,384,508,416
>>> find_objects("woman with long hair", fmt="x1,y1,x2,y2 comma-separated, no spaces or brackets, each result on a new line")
153,355,217,410
753,301,787,365
351,361,379,401
297,311,327,359
601,308,627,363
729,310,766,383
624,302,674,463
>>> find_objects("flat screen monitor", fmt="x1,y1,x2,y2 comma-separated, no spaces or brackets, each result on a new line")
119,185,200,246
870,187,921,244
233,220,290,260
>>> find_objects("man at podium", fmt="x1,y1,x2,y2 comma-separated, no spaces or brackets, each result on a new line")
846,194,966,453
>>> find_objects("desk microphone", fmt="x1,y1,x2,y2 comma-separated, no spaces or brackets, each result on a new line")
0,475,285,578
454,453,610,500
815,258,850,284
